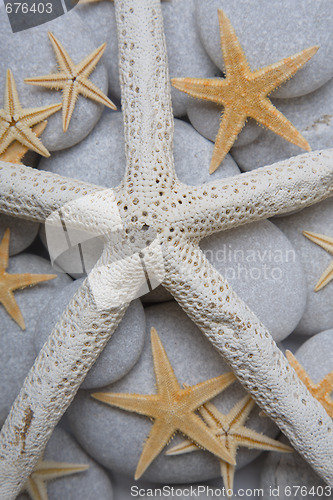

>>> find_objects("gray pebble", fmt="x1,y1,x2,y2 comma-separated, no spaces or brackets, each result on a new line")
273,198,333,336
0,216,39,255
0,5,109,151
232,77,333,171
292,330,333,384
67,302,280,483
195,0,333,99
17,427,113,500
200,219,307,342
34,278,146,389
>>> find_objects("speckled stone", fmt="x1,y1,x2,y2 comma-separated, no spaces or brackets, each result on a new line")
195,0,333,99
34,278,146,389
0,5,109,151
0,255,71,426
17,427,114,500
0,215,39,255
273,197,333,336
67,302,280,483
232,77,333,171
200,220,307,342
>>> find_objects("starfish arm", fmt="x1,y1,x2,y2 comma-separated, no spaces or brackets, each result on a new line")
75,42,107,78
0,128,18,155
253,46,319,95
250,98,310,151
0,278,129,498
184,372,236,409
91,392,160,418
114,0,176,191
209,107,246,173
171,77,226,104
5,272,56,291
150,327,181,396
24,73,69,90
0,227,10,270
0,122,47,164
47,32,75,74
303,231,333,256
0,290,25,329
162,240,333,484
62,82,80,132
165,439,198,455
24,478,48,500
220,461,235,496
285,350,314,388
313,262,333,292
0,163,102,223
235,427,293,453
13,123,52,157
19,103,62,128
217,9,250,75
32,460,89,480
168,149,333,239
317,372,333,399
5,70,22,115
224,395,255,427
76,79,117,110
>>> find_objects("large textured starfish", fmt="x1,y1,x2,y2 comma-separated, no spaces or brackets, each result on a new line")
21,456,88,500
286,350,333,418
0,228,56,329
303,230,333,291
0,70,61,158
0,1,333,497
167,393,292,495
93,327,237,479
172,10,316,173
25,32,116,132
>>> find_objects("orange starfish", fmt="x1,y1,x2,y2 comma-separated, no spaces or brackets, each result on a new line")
0,122,47,164
286,350,333,418
303,230,333,291
92,327,237,480
25,32,116,132
172,9,317,173
0,228,57,330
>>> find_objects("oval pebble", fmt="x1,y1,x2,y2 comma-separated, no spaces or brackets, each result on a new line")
0,215,39,256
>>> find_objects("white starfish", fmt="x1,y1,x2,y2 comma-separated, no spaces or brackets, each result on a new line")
0,1,333,497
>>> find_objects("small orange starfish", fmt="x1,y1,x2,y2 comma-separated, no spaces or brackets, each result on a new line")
0,70,61,158
167,392,292,495
172,9,318,173
286,350,333,418
0,228,57,330
303,230,333,291
92,327,237,480
0,121,47,164
25,32,117,132
22,456,89,500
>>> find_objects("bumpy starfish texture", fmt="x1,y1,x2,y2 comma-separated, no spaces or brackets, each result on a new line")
0,1,333,496
25,32,116,132
0,228,56,330
172,9,316,173
0,70,61,158
286,350,333,418
93,327,237,479
0,122,47,164
303,230,333,291
21,457,89,500
167,392,292,495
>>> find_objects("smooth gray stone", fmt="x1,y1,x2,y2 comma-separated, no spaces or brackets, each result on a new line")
187,101,264,149
35,278,146,389
195,0,333,99
0,215,39,256
0,254,72,427
273,198,333,336
292,330,333,384
232,77,333,171
280,334,309,355
0,5,109,151
68,301,280,483
17,427,113,500
260,436,332,499
200,219,307,342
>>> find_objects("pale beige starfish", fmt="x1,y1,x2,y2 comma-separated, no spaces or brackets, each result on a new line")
0,70,61,158
92,327,237,479
0,228,56,329
0,122,47,164
286,350,333,418
303,230,333,291
25,32,116,132
21,457,89,500
172,9,317,173
167,392,292,495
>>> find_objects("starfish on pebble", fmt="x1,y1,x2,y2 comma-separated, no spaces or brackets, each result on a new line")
172,9,317,173
303,230,333,291
0,1,333,497
0,122,47,164
93,327,237,479
25,32,117,132
167,392,292,495
0,70,61,158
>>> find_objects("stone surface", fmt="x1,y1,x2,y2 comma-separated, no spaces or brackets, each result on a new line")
0,254,71,427
195,0,333,99
232,78,333,171
200,219,307,342
274,198,333,336
67,302,280,484
292,330,333,385
0,5,109,151
17,427,114,500
35,278,146,389
0,215,39,256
